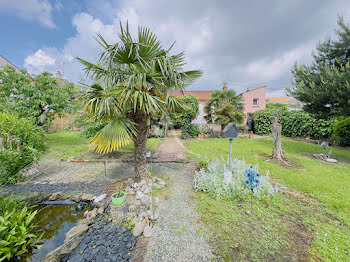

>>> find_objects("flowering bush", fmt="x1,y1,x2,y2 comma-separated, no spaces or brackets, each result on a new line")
194,158,275,199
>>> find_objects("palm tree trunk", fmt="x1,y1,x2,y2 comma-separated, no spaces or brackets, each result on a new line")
134,113,149,182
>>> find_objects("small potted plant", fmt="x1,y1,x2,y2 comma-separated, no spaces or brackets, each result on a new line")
198,124,210,139
111,184,126,206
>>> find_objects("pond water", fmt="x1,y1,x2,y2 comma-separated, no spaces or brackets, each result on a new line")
15,203,91,262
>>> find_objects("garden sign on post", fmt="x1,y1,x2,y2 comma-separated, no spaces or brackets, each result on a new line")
222,123,239,168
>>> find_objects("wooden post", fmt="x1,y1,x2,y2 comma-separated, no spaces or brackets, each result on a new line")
16,139,21,151
0,137,4,151
104,161,109,196
8,134,12,150
271,117,285,161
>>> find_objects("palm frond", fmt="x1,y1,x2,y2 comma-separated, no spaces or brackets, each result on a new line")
84,84,123,121
90,118,136,154
109,87,163,114
164,95,189,113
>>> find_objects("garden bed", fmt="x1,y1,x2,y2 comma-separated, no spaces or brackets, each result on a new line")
186,137,350,261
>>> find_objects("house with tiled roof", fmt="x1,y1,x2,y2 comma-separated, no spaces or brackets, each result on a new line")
266,97,300,105
171,85,267,124
171,90,213,124
239,86,266,117
0,54,19,72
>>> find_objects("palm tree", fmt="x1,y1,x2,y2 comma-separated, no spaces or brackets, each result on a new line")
204,90,245,131
77,23,201,181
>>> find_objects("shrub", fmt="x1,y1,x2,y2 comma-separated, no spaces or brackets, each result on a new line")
194,158,275,200
149,125,164,138
237,124,248,134
0,197,42,261
66,114,105,138
254,108,334,140
0,113,45,184
170,95,199,129
181,122,199,140
198,124,212,135
333,117,350,146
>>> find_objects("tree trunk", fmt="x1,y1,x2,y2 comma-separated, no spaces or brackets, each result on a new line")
271,117,285,160
133,113,149,182
164,122,168,138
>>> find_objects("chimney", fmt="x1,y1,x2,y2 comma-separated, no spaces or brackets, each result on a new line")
246,88,250,92
223,83,228,91
56,71,63,79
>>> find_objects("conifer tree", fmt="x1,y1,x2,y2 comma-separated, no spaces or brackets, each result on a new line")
287,16,350,119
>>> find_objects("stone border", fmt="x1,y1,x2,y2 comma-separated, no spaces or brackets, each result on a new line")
68,158,190,163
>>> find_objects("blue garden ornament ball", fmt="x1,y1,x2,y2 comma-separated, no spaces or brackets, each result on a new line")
244,165,260,192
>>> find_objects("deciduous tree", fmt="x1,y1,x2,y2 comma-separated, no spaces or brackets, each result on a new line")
0,66,75,126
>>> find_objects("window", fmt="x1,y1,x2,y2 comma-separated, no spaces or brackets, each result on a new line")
253,98,259,106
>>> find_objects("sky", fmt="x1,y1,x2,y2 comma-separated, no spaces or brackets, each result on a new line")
1,0,350,96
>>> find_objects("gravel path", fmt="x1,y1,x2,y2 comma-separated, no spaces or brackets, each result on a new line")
0,159,136,197
1,181,105,196
144,162,213,262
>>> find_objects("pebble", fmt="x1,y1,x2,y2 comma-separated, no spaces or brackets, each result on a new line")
143,226,153,238
64,218,138,261
133,222,146,237
136,191,145,200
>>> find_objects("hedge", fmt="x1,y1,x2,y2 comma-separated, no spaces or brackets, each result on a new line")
0,113,45,184
333,117,350,146
253,108,334,140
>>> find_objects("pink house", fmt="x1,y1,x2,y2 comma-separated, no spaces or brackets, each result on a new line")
171,85,267,124
239,86,266,118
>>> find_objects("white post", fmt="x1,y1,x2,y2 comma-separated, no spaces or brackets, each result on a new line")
229,138,233,169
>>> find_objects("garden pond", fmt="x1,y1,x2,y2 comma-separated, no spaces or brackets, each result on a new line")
15,201,92,262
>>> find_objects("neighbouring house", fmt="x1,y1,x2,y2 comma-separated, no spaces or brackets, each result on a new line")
266,97,300,105
0,54,19,71
171,90,212,124
171,85,267,125
239,86,267,118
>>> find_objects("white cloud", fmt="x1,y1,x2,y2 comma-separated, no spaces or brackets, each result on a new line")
24,49,56,74
0,0,55,28
22,0,350,96
24,13,120,81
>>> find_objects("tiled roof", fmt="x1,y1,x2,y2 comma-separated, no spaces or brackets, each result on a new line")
266,97,298,103
171,91,214,101
238,86,266,96
0,55,19,71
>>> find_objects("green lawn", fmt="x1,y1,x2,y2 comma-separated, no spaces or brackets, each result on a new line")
187,137,350,261
45,131,161,160
45,131,90,160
